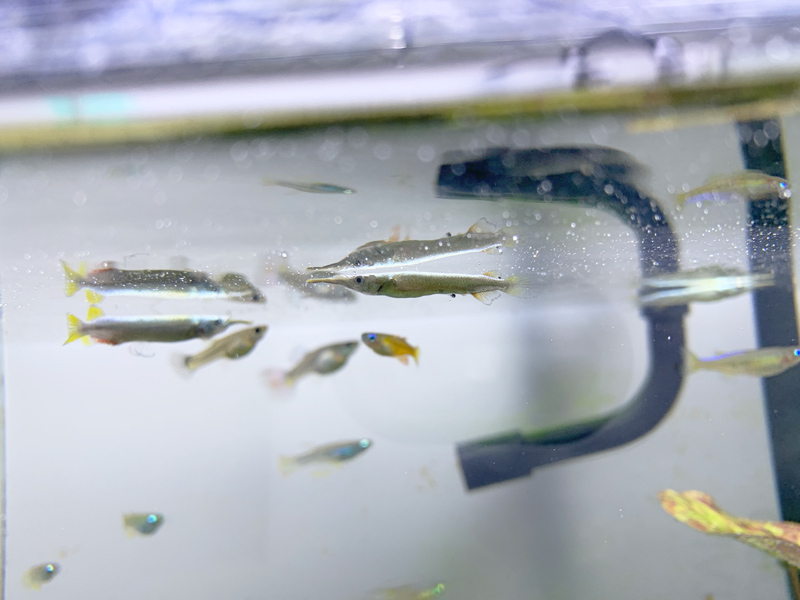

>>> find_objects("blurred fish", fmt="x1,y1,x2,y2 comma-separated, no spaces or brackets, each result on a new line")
638,266,774,308
269,341,358,388
279,438,372,476
307,218,519,272
62,260,226,303
178,325,267,372
686,347,800,378
216,272,266,303
123,512,165,537
270,261,357,302
308,271,529,305
659,489,800,569
677,171,790,205
377,583,446,600
22,563,59,590
65,307,249,346
262,178,355,194
362,333,419,365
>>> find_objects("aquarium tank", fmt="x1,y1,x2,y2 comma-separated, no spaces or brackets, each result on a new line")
3,1,800,599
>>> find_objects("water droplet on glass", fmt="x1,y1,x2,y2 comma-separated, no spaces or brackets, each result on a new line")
603,184,615,195
204,165,220,181
370,220,378,228
73,191,87,206
230,141,249,161
417,145,435,162
334,216,343,225
374,143,392,160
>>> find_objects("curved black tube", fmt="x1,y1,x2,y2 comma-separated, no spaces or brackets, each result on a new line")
436,146,688,490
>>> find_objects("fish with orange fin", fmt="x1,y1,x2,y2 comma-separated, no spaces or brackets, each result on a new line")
362,333,419,365
306,218,521,272
659,489,800,568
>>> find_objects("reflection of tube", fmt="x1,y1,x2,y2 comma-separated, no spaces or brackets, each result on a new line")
436,145,687,491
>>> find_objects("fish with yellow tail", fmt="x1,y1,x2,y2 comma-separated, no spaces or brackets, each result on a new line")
65,306,249,346
659,489,800,569
677,171,790,205
61,260,264,303
685,346,800,378
307,218,519,272
176,325,267,373
267,341,358,389
362,332,419,365
22,563,59,590
278,438,372,476
307,271,528,305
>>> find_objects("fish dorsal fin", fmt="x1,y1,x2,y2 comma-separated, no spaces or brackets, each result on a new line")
86,305,104,321
468,218,498,234
483,270,501,279
472,290,501,305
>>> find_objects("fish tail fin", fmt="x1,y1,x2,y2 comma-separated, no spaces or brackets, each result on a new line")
278,456,298,477
684,350,701,374
86,305,104,321
86,290,103,304
64,314,85,345
264,369,294,392
61,260,83,297
505,274,533,299
412,346,420,365
262,178,277,187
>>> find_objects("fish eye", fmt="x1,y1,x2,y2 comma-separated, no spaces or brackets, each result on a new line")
367,333,376,341
355,276,363,283
794,349,800,356
354,260,361,266
359,439,370,448
450,293,456,298
146,514,158,524
256,327,264,334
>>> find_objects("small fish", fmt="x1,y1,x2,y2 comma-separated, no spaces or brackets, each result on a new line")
677,171,790,205
278,438,372,476
22,562,59,590
62,260,226,303
65,307,249,346
123,512,165,537
269,341,358,388
306,218,519,271
262,178,355,194
659,489,800,569
377,583,446,600
307,271,528,305
271,261,357,302
685,347,800,378
178,325,267,371
362,333,419,365
638,266,774,308
216,272,266,303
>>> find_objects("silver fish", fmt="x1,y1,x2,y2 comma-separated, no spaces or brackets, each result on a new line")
273,262,357,302
62,261,225,303
271,341,359,387
262,178,355,194
179,325,267,371
65,307,249,346
307,270,528,305
216,272,267,303
22,563,59,590
123,512,165,536
677,171,790,205
638,266,774,308
307,218,518,272
686,347,800,378
278,438,372,476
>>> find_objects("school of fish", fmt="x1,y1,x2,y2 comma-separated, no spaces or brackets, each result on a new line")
48,165,798,594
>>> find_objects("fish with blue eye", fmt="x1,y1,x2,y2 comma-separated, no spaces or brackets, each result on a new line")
123,512,165,537
262,178,356,194
278,439,372,476
22,563,59,589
